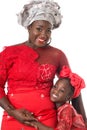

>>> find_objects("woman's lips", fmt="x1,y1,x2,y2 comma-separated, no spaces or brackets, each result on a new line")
38,38,46,44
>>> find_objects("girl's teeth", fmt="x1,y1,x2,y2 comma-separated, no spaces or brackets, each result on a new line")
52,94,57,98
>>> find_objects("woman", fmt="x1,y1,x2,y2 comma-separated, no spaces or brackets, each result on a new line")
0,0,86,130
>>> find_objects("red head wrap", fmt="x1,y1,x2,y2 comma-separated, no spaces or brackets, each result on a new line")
59,66,85,98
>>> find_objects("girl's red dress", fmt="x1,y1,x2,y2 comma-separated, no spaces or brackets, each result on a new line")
55,103,87,130
0,43,69,130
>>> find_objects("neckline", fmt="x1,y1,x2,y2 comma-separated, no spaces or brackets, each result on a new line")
22,42,50,50
21,42,57,68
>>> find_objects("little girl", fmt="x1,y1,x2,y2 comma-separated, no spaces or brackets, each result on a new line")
29,65,87,130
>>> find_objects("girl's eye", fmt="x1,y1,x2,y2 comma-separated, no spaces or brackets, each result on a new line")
60,89,64,93
53,85,57,88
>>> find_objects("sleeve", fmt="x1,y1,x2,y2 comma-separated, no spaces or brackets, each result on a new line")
0,47,11,99
54,106,73,130
56,50,70,75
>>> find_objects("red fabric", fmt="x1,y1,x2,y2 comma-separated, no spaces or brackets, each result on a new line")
59,66,85,98
54,103,87,130
0,43,69,130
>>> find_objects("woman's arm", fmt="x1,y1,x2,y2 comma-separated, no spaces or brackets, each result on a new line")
72,94,86,122
29,105,73,130
28,121,53,130
0,96,36,125
0,48,36,125
58,50,86,122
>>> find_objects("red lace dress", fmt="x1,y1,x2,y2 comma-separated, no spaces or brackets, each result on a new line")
0,43,69,130
55,103,87,130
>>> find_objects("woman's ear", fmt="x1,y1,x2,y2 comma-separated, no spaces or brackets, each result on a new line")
27,25,32,32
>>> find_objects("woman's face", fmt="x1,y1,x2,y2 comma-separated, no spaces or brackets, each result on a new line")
50,79,71,103
27,20,52,47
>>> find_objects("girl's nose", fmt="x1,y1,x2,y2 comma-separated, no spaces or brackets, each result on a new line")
53,89,58,94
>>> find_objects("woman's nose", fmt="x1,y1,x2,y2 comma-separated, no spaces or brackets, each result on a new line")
41,31,47,37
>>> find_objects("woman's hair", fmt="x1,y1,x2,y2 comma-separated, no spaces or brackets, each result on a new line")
17,0,62,29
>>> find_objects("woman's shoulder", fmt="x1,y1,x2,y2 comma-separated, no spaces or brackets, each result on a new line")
48,45,60,51
5,42,25,49
48,45,66,55
1,42,25,54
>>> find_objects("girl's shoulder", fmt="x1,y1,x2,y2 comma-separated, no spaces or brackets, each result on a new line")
58,103,72,113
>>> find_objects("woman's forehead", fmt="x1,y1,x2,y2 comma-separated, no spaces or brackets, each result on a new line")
32,20,52,27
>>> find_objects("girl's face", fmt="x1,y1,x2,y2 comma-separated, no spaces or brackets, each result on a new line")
50,79,71,103
27,20,52,47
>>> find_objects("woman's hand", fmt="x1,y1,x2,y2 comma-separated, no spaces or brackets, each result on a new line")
25,121,53,130
0,97,37,126
9,108,37,125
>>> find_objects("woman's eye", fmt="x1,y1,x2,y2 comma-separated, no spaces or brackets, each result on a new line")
36,28,42,31
47,29,51,34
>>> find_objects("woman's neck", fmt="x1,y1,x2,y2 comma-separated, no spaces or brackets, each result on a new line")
26,40,49,49
26,41,38,49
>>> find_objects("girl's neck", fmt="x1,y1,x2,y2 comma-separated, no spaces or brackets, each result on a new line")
56,100,71,109
56,102,66,109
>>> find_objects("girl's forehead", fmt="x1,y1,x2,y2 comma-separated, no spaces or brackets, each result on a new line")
56,79,70,89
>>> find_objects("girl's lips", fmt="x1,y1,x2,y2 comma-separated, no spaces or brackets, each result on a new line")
52,94,58,98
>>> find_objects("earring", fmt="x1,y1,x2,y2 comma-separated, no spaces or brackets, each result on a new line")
47,37,52,45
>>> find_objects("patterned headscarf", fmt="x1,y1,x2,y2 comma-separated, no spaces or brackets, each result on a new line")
59,66,85,98
17,0,62,29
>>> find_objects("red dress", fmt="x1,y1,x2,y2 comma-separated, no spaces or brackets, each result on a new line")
55,103,87,130
0,43,69,130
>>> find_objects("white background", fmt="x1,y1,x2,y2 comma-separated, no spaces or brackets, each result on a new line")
0,0,87,128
